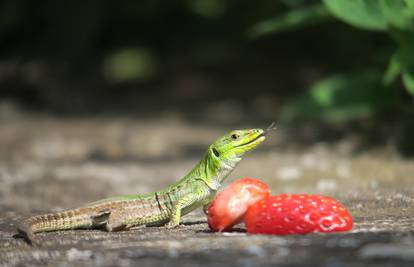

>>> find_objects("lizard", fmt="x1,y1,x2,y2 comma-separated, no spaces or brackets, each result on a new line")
17,126,274,245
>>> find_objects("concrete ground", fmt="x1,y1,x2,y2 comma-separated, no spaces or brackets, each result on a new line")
1,112,414,267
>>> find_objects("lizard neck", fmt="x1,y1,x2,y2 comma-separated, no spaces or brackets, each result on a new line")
196,150,241,190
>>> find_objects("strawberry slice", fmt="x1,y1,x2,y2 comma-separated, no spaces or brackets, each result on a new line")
245,194,353,235
208,178,270,232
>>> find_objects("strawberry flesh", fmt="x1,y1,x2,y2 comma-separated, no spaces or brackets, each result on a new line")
245,194,353,235
208,178,270,232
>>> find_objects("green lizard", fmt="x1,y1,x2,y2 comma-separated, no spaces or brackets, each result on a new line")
18,127,271,244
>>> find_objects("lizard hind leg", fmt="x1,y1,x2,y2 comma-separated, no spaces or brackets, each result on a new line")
94,210,145,232
104,211,128,232
17,220,38,246
91,210,111,226
89,209,127,232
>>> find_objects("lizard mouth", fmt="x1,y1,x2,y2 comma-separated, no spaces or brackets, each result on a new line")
234,123,276,149
236,133,266,148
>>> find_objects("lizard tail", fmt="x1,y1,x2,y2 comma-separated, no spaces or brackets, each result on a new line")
17,208,100,245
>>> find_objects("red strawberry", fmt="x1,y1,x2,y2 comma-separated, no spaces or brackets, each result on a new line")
208,178,270,232
245,194,353,235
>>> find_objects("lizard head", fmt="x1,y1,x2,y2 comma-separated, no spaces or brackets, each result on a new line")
209,128,266,161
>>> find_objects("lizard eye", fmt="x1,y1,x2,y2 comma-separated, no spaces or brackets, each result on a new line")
231,134,239,140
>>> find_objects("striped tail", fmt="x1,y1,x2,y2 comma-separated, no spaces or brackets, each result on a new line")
17,207,106,245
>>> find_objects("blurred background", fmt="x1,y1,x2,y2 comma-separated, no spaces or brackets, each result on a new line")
0,0,413,149
2,2,414,265
1,0,414,203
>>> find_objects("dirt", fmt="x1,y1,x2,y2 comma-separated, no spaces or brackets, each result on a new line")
1,110,414,267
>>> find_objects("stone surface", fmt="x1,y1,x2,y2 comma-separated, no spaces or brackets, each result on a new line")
1,113,414,266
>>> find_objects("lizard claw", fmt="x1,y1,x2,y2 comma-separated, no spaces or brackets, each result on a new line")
165,221,180,229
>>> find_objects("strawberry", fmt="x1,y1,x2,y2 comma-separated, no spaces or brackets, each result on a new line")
245,194,353,235
208,178,270,232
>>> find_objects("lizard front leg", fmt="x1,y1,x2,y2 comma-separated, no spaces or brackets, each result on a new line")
202,194,216,215
166,184,211,228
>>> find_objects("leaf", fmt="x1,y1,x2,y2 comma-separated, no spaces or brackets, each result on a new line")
323,0,387,31
383,53,402,85
379,0,414,30
248,4,331,38
402,70,414,95
405,0,414,14
392,35,414,95
281,70,397,122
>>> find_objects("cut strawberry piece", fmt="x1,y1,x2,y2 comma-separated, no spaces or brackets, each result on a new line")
208,178,270,232
245,194,353,235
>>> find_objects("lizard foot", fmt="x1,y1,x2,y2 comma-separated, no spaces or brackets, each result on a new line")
165,221,180,229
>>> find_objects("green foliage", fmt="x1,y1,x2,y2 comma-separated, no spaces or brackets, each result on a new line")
185,0,226,18
321,0,414,98
250,0,414,121
403,70,414,95
323,0,388,30
281,70,396,121
383,53,402,85
385,40,414,92
248,4,330,37
380,0,414,30
322,0,414,31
